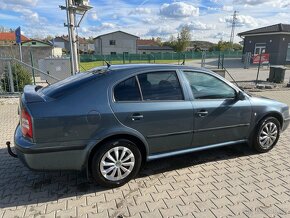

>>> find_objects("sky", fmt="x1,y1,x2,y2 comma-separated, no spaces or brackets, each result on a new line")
0,0,290,43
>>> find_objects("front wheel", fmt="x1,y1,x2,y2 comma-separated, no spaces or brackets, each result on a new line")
91,139,142,188
252,117,280,153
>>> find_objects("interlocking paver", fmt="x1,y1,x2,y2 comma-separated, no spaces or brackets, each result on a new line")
1,90,290,217
146,199,167,212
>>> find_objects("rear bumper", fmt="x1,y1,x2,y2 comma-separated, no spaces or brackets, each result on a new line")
13,125,89,171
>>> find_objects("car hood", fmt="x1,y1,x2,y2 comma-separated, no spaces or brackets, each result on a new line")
249,95,289,110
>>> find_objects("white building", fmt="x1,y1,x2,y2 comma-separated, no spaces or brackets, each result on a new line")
94,31,139,55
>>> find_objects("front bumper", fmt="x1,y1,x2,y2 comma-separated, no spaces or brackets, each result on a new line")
282,117,290,132
12,125,88,171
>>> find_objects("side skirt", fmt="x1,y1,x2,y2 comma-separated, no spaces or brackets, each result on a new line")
147,139,247,161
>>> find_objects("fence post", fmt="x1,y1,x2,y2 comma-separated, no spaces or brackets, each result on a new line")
7,61,14,93
30,50,36,85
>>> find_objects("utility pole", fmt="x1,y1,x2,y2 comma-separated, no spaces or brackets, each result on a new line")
229,10,238,48
60,0,92,75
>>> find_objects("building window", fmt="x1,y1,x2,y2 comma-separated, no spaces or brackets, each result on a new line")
254,43,266,54
32,41,36,45
109,40,116,45
111,52,116,55
287,43,290,61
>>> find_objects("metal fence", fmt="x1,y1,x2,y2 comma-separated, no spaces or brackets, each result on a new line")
0,58,60,94
80,50,243,63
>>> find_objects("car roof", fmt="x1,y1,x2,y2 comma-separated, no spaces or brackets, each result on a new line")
89,64,213,74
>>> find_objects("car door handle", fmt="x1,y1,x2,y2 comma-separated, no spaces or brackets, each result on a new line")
197,110,208,117
131,113,143,121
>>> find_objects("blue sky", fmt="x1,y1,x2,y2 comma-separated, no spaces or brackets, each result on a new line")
0,0,290,42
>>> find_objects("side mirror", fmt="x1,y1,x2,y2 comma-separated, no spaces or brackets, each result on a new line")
236,91,245,101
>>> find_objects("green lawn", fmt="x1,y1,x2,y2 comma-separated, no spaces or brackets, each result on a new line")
79,59,181,71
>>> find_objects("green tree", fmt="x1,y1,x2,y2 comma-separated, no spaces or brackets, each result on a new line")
163,26,191,52
1,63,32,92
211,40,242,51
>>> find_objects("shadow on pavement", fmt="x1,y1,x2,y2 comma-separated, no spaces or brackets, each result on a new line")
0,143,256,208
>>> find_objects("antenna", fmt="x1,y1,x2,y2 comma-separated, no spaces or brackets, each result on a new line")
104,60,111,68
229,10,238,48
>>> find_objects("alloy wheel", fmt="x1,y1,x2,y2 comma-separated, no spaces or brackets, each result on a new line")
100,146,135,181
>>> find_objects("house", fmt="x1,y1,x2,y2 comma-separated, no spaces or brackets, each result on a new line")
22,39,52,47
78,37,94,54
238,23,290,65
53,36,70,53
137,45,174,54
0,32,29,46
22,39,62,56
94,31,139,55
137,38,174,54
53,36,94,54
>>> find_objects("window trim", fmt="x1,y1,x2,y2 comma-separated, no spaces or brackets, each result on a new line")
109,40,116,45
112,70,186,103
182,70,238,101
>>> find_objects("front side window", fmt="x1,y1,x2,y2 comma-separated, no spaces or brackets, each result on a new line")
183,71,236,99
110,40,116,45
114,77,141,101
137,71,183,100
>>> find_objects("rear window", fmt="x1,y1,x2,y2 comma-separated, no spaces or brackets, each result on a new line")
40,73,99,98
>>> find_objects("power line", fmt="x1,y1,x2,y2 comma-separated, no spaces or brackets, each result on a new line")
230,10,238,46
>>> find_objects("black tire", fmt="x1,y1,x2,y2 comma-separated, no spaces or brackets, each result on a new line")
91,139,142,188
251,117,280,153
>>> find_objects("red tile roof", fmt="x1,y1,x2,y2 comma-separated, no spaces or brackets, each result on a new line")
0,32,29,41
137,39,159,46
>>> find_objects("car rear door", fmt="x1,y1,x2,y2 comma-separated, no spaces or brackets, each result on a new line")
110,70,194,155
181,70,252,147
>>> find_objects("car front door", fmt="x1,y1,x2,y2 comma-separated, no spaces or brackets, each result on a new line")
110,70,194,155
182,70,252,147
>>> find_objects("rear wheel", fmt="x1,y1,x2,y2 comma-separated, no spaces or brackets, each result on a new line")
91,139,142,188
252,117,280,153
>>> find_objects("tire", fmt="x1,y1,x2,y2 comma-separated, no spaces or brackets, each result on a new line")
252,117,280,153
91,139,142,188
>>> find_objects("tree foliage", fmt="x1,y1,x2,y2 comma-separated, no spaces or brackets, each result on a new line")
163,26,192,52
210,40,242,51
1,63,32,92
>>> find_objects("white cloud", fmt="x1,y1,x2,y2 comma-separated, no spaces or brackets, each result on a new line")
130,7,152,15
147,26,176,37
3,0,38,6
220,15,259,28
160,2,199,18
89,11,99,21
212,32,229,40
184,21,216,30
234,0,272,5
223,5,234,11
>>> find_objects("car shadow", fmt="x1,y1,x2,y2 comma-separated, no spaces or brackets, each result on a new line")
0,143,256,208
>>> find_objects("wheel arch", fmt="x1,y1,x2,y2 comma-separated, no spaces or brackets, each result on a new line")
87,133,148,176
257,111,283,128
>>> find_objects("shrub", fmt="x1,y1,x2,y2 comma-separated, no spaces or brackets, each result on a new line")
1,63,32,92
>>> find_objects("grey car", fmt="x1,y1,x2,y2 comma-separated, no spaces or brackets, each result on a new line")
10,64,290,188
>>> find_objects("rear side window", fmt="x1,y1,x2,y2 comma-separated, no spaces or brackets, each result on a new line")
114,76,141,101
138,71,183,100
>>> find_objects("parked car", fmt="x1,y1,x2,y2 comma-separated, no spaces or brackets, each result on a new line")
9,64,290,188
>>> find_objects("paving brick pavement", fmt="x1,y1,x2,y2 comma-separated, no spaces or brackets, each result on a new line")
0,90,290,218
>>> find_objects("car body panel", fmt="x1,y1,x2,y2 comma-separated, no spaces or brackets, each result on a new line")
12,64,289,173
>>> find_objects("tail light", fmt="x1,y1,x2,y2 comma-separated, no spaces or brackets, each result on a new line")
21,109,33,139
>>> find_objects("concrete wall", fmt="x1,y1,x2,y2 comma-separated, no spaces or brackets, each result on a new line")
243,34,290,65
94,32,138,55
0,45,63,77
